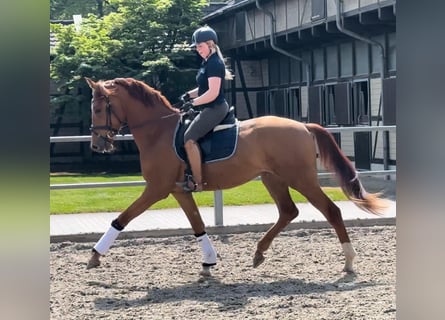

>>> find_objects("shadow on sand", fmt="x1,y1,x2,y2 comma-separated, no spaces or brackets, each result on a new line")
93,273,374,312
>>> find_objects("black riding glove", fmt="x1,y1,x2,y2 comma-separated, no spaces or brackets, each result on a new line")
180,101,194,112
180,92,191,103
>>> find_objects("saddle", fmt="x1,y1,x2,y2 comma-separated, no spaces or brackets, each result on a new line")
173,106,239,167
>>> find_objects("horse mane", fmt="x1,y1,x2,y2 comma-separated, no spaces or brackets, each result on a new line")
110,78,177,112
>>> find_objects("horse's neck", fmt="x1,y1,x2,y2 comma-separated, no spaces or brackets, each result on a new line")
127,106,178,150
124,97,170,126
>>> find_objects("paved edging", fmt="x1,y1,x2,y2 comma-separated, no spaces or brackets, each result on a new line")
50,217,395,243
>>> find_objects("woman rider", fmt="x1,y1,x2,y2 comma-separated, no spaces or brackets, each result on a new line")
181,26,233,192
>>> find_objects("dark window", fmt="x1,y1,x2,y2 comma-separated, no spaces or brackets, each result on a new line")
269,57,280,85
290,58,301,84
352,81,369,125
308,86,324,124
387,32,396,72
235,12,246,43
288,88,301,120
355,40,369,75
269,90,286,117
256,91,267,117
313,48,325,81
371,34,384,74
340,42,353,77
326,45,339,79
324,85,336,125
302,51,312,83
383,77,396,125
279,56,290,84
334,83,352,125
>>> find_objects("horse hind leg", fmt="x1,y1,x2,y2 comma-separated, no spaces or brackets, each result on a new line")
254,173,299,268
296,182,356,273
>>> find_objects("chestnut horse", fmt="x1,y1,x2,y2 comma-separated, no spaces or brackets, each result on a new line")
85,77,387,276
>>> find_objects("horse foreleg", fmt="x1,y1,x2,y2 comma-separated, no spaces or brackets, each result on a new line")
87,186,168,269
86,219,122,269
172,192,217,277
254,174,299,268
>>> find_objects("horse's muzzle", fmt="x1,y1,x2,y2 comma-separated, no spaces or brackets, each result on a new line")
90,135,115,153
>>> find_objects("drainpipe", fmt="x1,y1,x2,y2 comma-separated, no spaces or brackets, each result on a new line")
335,0,387,80
335,0,389,174
255,0,311,86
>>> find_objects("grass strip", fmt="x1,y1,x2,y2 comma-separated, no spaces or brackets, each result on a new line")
50,174,347,214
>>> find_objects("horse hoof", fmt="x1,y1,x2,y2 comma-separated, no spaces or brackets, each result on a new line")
253,251,265,268
199,266,212,277
343,266,355,274
86,256,101,269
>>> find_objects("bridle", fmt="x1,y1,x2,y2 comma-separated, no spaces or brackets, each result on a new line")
90,94,185,150
89,95,127,144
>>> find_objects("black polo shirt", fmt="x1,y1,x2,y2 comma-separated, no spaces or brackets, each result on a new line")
196,53,226,108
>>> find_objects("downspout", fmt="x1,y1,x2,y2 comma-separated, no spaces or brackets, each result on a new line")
335,0,387,84
255,0,311,87
335,0,389,173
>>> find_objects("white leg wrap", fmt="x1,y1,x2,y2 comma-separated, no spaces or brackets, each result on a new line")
342,242,357,272
93,226,121,255
196,233,217,266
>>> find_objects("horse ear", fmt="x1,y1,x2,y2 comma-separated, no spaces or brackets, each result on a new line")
85,77,96,89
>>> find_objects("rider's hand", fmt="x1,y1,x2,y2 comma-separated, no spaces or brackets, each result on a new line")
180,101,194,112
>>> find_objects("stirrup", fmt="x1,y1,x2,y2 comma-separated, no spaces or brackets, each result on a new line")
182,176,203,193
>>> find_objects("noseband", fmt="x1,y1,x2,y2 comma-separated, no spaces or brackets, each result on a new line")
90,96,127,144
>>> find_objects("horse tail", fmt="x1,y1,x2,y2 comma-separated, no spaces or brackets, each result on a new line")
305,123,389,215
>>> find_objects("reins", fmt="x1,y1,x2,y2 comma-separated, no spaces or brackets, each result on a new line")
125,108,180,132
124,101,187,131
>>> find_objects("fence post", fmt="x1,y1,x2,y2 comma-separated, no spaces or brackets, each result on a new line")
214,190,224,226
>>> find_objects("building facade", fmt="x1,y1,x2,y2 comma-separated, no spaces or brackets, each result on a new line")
203,0,396,170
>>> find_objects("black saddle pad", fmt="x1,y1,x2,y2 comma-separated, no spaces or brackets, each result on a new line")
174,108,239,163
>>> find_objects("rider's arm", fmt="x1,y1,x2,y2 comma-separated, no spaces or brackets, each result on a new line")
187,87,199,99
192,77,221,106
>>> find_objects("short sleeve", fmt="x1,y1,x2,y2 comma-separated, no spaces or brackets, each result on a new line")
206,56,225,79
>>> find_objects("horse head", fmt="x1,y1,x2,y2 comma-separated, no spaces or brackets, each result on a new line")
85,77,127,153
86,77,181,153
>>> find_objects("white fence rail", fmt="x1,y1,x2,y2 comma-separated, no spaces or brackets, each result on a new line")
50,125,396,225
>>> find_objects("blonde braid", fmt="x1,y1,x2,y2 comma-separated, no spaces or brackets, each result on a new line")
207,41,234,80
216,45,234,80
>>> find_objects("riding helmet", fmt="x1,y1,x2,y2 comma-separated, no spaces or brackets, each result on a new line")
190,26,218,47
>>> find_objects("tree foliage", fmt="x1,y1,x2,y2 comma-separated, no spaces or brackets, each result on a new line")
50,0,115,20
50,0,208,105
